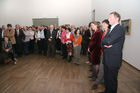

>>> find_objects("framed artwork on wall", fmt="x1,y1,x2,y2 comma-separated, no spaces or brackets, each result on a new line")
121,19,131,35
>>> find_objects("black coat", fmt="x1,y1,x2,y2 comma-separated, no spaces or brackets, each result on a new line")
84,29,91,46
15,29,25,42
0,28,2,40
46,29,57,44
101,24,125,68
0,28,3,53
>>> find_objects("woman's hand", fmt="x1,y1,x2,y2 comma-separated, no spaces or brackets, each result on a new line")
88,48,90,52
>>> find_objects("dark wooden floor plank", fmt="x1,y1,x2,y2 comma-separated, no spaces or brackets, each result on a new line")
0,54,140,93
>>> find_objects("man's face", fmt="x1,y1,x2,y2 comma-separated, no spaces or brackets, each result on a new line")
50,25,54,30
4,37,9,42
108,14,116,25
16,25,19,30
23,26,26,30
2,25,5,30
8,26,12,30
40,26,44,30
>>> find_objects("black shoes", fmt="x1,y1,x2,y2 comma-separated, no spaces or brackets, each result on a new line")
68,56,72,62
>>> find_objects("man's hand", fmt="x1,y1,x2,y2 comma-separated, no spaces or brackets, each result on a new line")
5,49,9,52
104,45,112,48
48,38,52,42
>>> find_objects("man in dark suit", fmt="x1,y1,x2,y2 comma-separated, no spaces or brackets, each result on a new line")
0,27,2,53
47,25,57,57
101,12,125,93
85,23,92,63
0,25,6,53
15,24,25,57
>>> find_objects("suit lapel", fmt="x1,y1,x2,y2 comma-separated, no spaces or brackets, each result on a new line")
109,24,120,35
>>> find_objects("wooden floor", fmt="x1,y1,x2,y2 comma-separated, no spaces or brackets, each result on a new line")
0,54,140,93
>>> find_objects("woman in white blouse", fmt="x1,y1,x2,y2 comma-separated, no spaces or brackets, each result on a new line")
23,26,30,55
35,27,41,54
29,27,35,53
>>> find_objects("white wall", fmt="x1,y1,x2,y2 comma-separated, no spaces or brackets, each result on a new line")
0,0,92,27
92,0,140,70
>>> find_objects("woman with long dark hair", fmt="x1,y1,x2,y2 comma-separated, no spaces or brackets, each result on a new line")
65,28,73,62
88,21,102,81
73,28,82,65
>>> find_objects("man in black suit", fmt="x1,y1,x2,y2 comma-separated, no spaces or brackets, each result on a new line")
85,23,92,63
47,25,57,57
101,12,125,93
15,24,25,57
0,25,6,53
0,27,2,53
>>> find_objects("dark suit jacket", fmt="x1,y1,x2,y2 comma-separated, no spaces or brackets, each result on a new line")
46,29,57,44
85,29,91,46
15,29,25,43
44,28,48,39
2,41,13,53
101,24,125,68
0,28,2,52
0,28,2,39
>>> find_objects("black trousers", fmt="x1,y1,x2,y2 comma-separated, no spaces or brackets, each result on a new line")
37,40,41,54
12,44,16,55
104,65,119,93
0,40,2,53
88,52,91,62
81,42,87,55
61,43,67,58
40,39,47,55
56,38,61,51
48,42,56,57
15,41,23,56
29,39,35,53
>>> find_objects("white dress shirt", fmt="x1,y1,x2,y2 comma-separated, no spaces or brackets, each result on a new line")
110,23,119,33
40,29,45,39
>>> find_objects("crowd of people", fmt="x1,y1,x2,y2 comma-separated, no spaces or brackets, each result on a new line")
0,11,125,93
0,23,91,64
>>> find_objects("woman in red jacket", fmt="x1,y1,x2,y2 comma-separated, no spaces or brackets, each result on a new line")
65,28,73,62
88,21,102,81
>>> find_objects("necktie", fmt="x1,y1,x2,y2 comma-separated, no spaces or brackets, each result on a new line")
17,30,19,36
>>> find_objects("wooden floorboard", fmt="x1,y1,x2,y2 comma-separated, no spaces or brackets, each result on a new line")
0,54,140,93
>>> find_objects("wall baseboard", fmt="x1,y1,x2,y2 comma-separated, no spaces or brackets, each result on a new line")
123,59,140,71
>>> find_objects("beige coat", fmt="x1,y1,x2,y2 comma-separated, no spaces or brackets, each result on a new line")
4,28,16,45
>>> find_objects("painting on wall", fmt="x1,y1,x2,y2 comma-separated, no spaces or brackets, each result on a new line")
121,19,131,35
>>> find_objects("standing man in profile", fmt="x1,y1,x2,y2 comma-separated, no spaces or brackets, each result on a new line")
101,12,125,93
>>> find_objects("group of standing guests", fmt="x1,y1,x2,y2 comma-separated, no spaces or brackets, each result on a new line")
0,11,125,93
87,12,125,93
0,23,90,65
